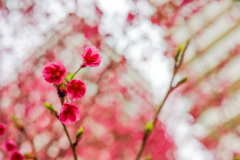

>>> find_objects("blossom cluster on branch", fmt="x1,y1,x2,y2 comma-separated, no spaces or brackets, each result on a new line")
1,0,239,159
42,46,101,125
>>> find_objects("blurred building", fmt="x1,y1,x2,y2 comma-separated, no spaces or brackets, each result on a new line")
153,0,240,159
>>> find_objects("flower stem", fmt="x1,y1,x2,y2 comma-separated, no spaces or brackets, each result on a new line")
70,67,82,81
21,128,38,160
58,100,78,160
135,41,189,160
47,105,79,160
11,115,38,160
62,124,77,160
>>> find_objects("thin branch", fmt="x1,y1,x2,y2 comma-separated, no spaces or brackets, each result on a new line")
135,41,189,160
61,124,77,160
58,101,78,160
11,115,38,160
44,99,78,159
70,67,82,81
46,66,85,160
21,128,38,160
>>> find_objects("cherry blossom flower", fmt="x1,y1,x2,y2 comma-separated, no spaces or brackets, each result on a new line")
81,46,101,68
4,140,16,152
66,79,86,100
10,151,24,160
127,12,135,23
59,103,81,126
42,61,66,85
0,123,6,136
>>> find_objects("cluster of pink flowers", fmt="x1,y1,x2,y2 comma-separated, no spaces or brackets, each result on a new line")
0,123,24,160
42,46,101,125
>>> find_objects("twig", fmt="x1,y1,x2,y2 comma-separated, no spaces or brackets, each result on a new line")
62,124,77,160
22,128,38,160
135,41,189,160
70,67,82,81
44,98,79,160
11,115,38,160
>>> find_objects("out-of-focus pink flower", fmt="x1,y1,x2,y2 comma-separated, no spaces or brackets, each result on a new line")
127,12,135,23
42,61,66,85
66,79,86,100
0,123,6,136
59,103,81,126
4,140,16,152
81,46,101,68
10,151,24,160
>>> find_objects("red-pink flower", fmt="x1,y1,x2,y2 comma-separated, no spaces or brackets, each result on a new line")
66,79,86,100
10,151,24,160
4,140,16,151
127,12,135,23
81,46,101,68
42,61,66,85
0,123,6,136
59,103,80,126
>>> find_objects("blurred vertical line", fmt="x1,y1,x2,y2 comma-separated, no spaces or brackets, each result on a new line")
74,0,78,13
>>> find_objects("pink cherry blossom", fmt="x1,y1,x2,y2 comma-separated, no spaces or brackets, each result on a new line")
81,46,101,68
10,151,24,160
4,140,16,152
42,61,66,85
127,12,135,23
0,123,6,136
66,79,86,100
59,103,81,126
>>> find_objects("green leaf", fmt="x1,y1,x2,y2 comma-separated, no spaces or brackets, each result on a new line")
24,153,35,159
75,126,84,144
145,121,153,134
176,77,188,87
11,115,18,124
234,156,240,160
44,102,58,116
11,115,23,129
174,45,182,62
66,72,74,82
144,154,152,160
77,126,84,136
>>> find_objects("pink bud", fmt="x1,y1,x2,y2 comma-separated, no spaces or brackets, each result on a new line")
81,46,101,68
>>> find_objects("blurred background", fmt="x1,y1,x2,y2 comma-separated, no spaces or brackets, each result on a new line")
1,0,240,160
